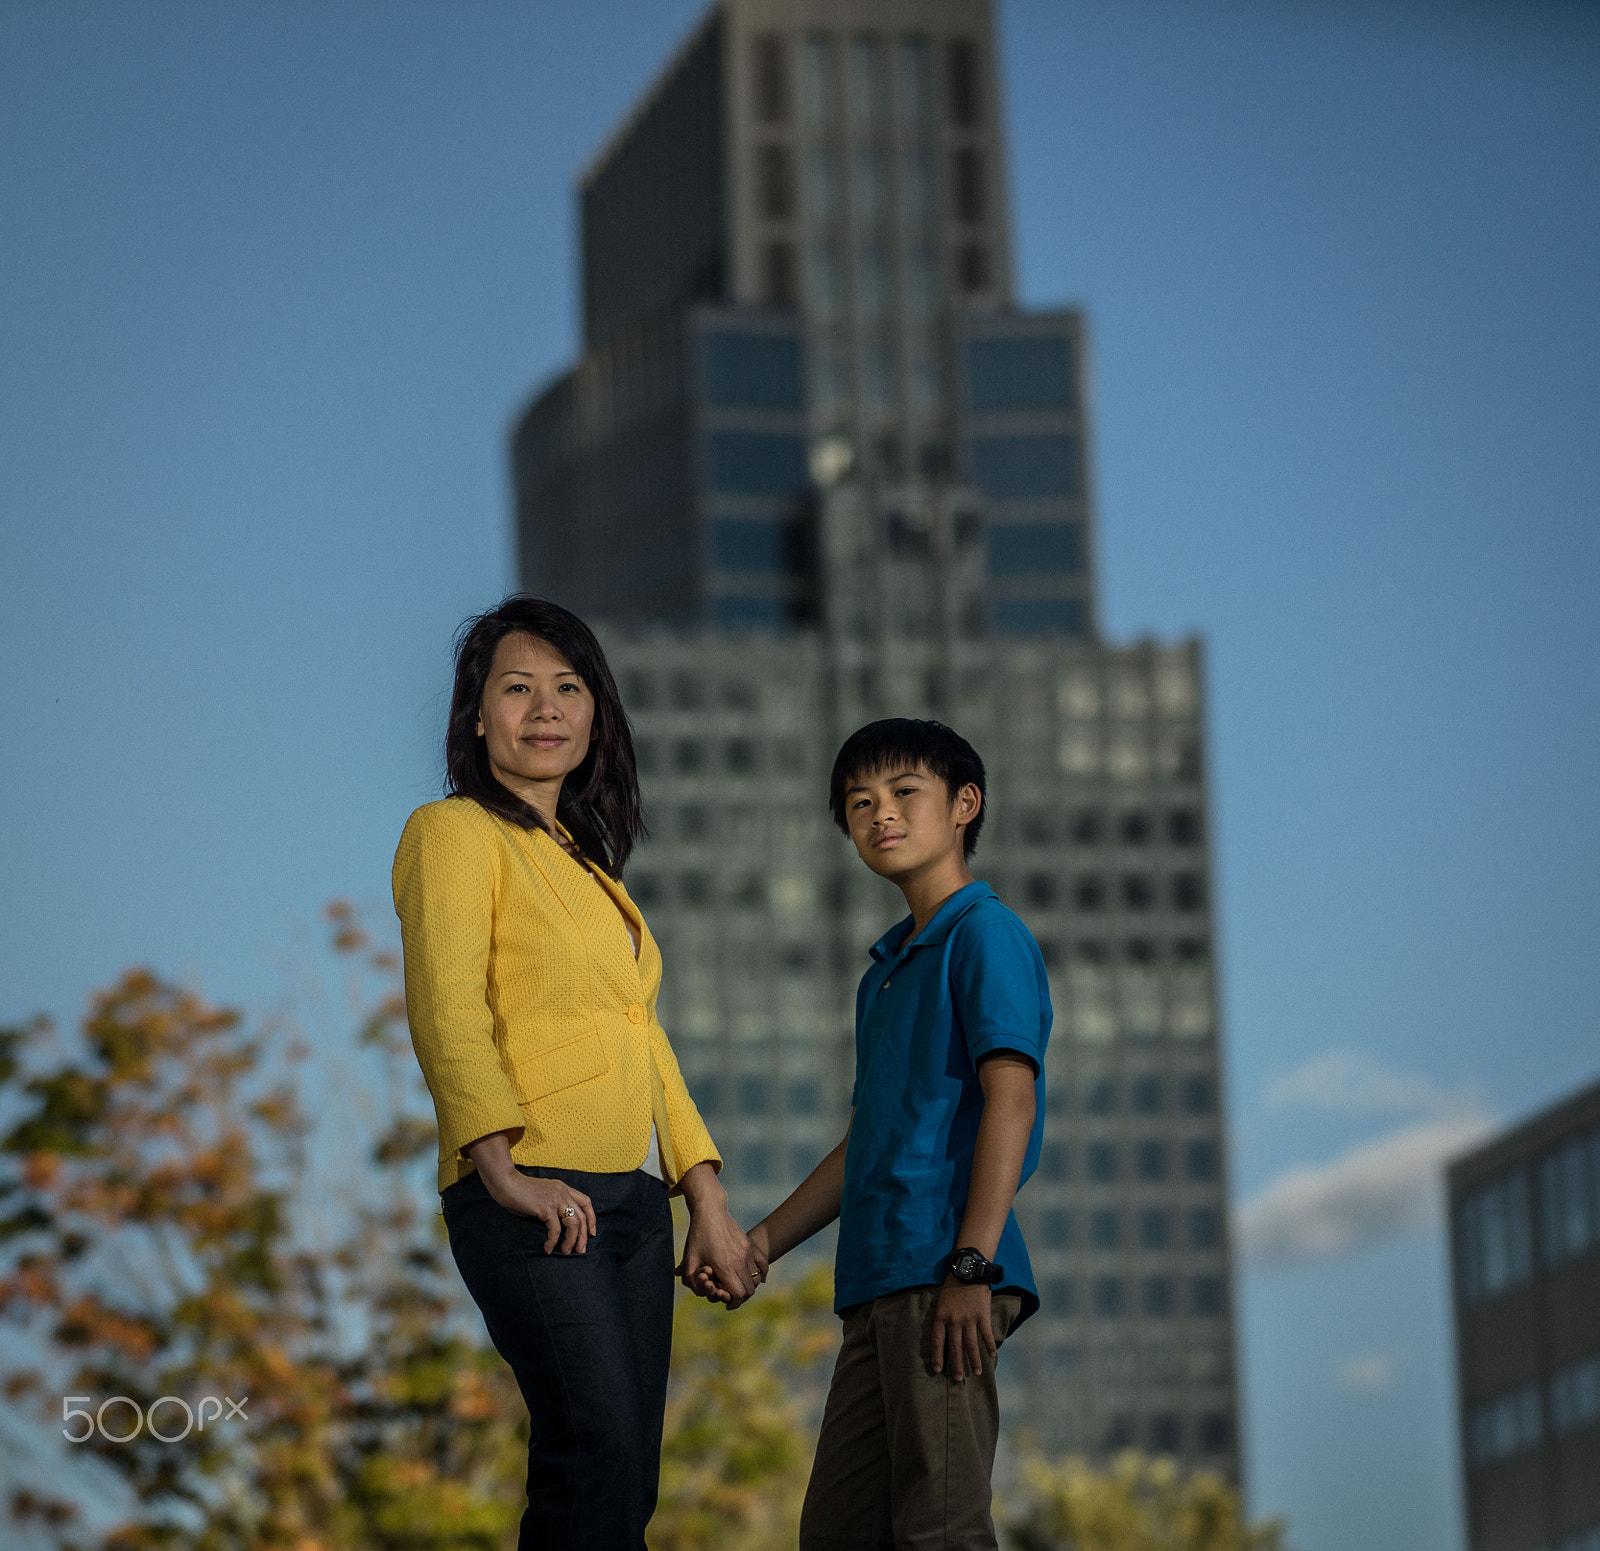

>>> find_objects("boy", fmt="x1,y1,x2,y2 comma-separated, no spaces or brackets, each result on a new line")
743,718,1051,1551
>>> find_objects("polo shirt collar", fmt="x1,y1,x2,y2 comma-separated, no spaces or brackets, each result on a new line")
869,880,996,963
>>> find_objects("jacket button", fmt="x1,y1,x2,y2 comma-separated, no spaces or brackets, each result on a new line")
627,1004,647,1025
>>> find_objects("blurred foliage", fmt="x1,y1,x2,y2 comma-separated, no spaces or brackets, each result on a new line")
1002,1450,1292,1551
651,1255,836,1551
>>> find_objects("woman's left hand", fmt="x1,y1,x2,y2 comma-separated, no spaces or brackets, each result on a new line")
676,1163,766,1309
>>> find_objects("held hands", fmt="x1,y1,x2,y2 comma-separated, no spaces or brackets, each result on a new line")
930,1275,997,1382
678,1202,769,1310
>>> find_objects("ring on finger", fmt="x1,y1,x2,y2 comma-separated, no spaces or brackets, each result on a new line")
561,1206,576,1219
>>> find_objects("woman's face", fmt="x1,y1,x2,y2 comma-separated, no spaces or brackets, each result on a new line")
475,632,595,797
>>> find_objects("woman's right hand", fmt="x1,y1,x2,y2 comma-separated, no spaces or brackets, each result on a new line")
465,1131,598,1254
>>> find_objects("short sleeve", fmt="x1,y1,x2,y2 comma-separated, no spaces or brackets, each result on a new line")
948,907,1049,1076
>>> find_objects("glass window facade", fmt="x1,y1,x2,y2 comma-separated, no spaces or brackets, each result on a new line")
713,595,789,631
1466,1384,1543,1467
705,430,808,496
712,516,805,573
702,331,803,410
1537,1125,1600,1267
972,433,1081,499
988,521,1083,577
966,336,1074,412
990,598,1087,636
1550,1353,1600,1436
1457,1169,1534,1305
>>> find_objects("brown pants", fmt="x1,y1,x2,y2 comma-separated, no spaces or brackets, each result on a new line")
799,1285,1024,1551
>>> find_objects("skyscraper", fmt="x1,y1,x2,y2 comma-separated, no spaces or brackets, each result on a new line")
1448,1076,1600,1551
511,0,1241,1473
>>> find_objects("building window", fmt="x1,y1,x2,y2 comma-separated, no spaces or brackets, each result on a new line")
1149,1413,1182,1453
847,35,887,136
990,598,1087,636
1132,1075,1164,1114
988,521,1084,577
690,1077,722,1118
712,516,807,574
1125,939,1156,964
971,433,1080,499
1070,874,1107,912
713,595,789,631
1182,1075,1215,1113
951,146,985,223
884,511,931,558
1537,1125,1600,1267
705,430,808,496
1140,1209,1171,1250
1088,1209,1119,1251
671,672,704,710
743,1143,774,1184
703,331,803,410
1549,1353,1600,1436
630,872,664,908
1085,1077,1117,1115
1172,872,1206,911
1043,1209,1074,1249
788,1142,821,1180
673,739,705,774
620,671,655,709
1071,810,1104,843
1025,873,1058,908
724,738,759,775
1198,1412,1233,1453
1040,1142,1069,1182
762,241,798,306
1185,1141,1219,1181
738,1076,771,1115
1092,1277,1125,1318
1190,1276,1225,1317
946,37,981,125
786,1079,822,1116
1466,1384,1543,1468
1121,875,1154,910
678,805,711,841
1043,1276,1076,1316
1189,1208,1222,1249
1136,1141,1169,1182
965,335,1073,412
679,873,712,909
1168,808,1202,845
1088,1141,1118,1183
1456,1169,1534,1305
752,33,790,123
634,739,659,777
1142,1277,1175,1319
1174,937,1209,963
756,143,796,220
957,243,990,294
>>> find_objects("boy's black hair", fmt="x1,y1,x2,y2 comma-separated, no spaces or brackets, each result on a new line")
828,719,987,858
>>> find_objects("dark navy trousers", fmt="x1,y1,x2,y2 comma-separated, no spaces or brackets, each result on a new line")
441,1163,675,1551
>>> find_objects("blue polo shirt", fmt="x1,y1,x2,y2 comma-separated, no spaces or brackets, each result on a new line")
835,880,1052,1326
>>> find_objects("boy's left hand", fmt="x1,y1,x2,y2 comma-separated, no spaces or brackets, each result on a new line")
930,1276,998,1381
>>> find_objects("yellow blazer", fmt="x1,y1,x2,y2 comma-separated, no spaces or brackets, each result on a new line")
392,796,720,1195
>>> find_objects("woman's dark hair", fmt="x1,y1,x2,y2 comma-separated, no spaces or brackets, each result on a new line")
444,595,643,877
828,718,987,858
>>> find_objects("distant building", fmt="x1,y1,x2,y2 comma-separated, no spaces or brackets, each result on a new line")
509,0,1240,1475
1449,1075,1600,1551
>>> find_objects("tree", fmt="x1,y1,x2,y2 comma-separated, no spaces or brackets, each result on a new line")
0,904,841,1551
1001,1450,1292,1551
0,906,528,1550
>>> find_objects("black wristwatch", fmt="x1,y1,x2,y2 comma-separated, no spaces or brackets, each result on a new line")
945,1246,1005,1286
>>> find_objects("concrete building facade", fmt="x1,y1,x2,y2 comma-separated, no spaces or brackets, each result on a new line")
1449,1077,1600,1551
510,0,1241,1473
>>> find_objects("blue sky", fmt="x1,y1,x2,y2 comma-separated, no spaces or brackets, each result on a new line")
1,2,1597,1547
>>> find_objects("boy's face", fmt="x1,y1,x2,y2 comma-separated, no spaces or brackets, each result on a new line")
842,763,982,881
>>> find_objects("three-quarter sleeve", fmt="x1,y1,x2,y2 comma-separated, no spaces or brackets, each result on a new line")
648,1021,721,1191
393,802,526,1164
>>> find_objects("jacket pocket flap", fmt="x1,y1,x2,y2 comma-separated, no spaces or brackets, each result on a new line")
510,1031,609,1104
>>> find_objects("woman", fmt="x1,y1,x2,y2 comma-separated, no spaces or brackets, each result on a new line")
392,595,763,1551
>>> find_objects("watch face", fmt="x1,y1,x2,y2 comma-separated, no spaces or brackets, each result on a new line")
953,1249,981,1281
